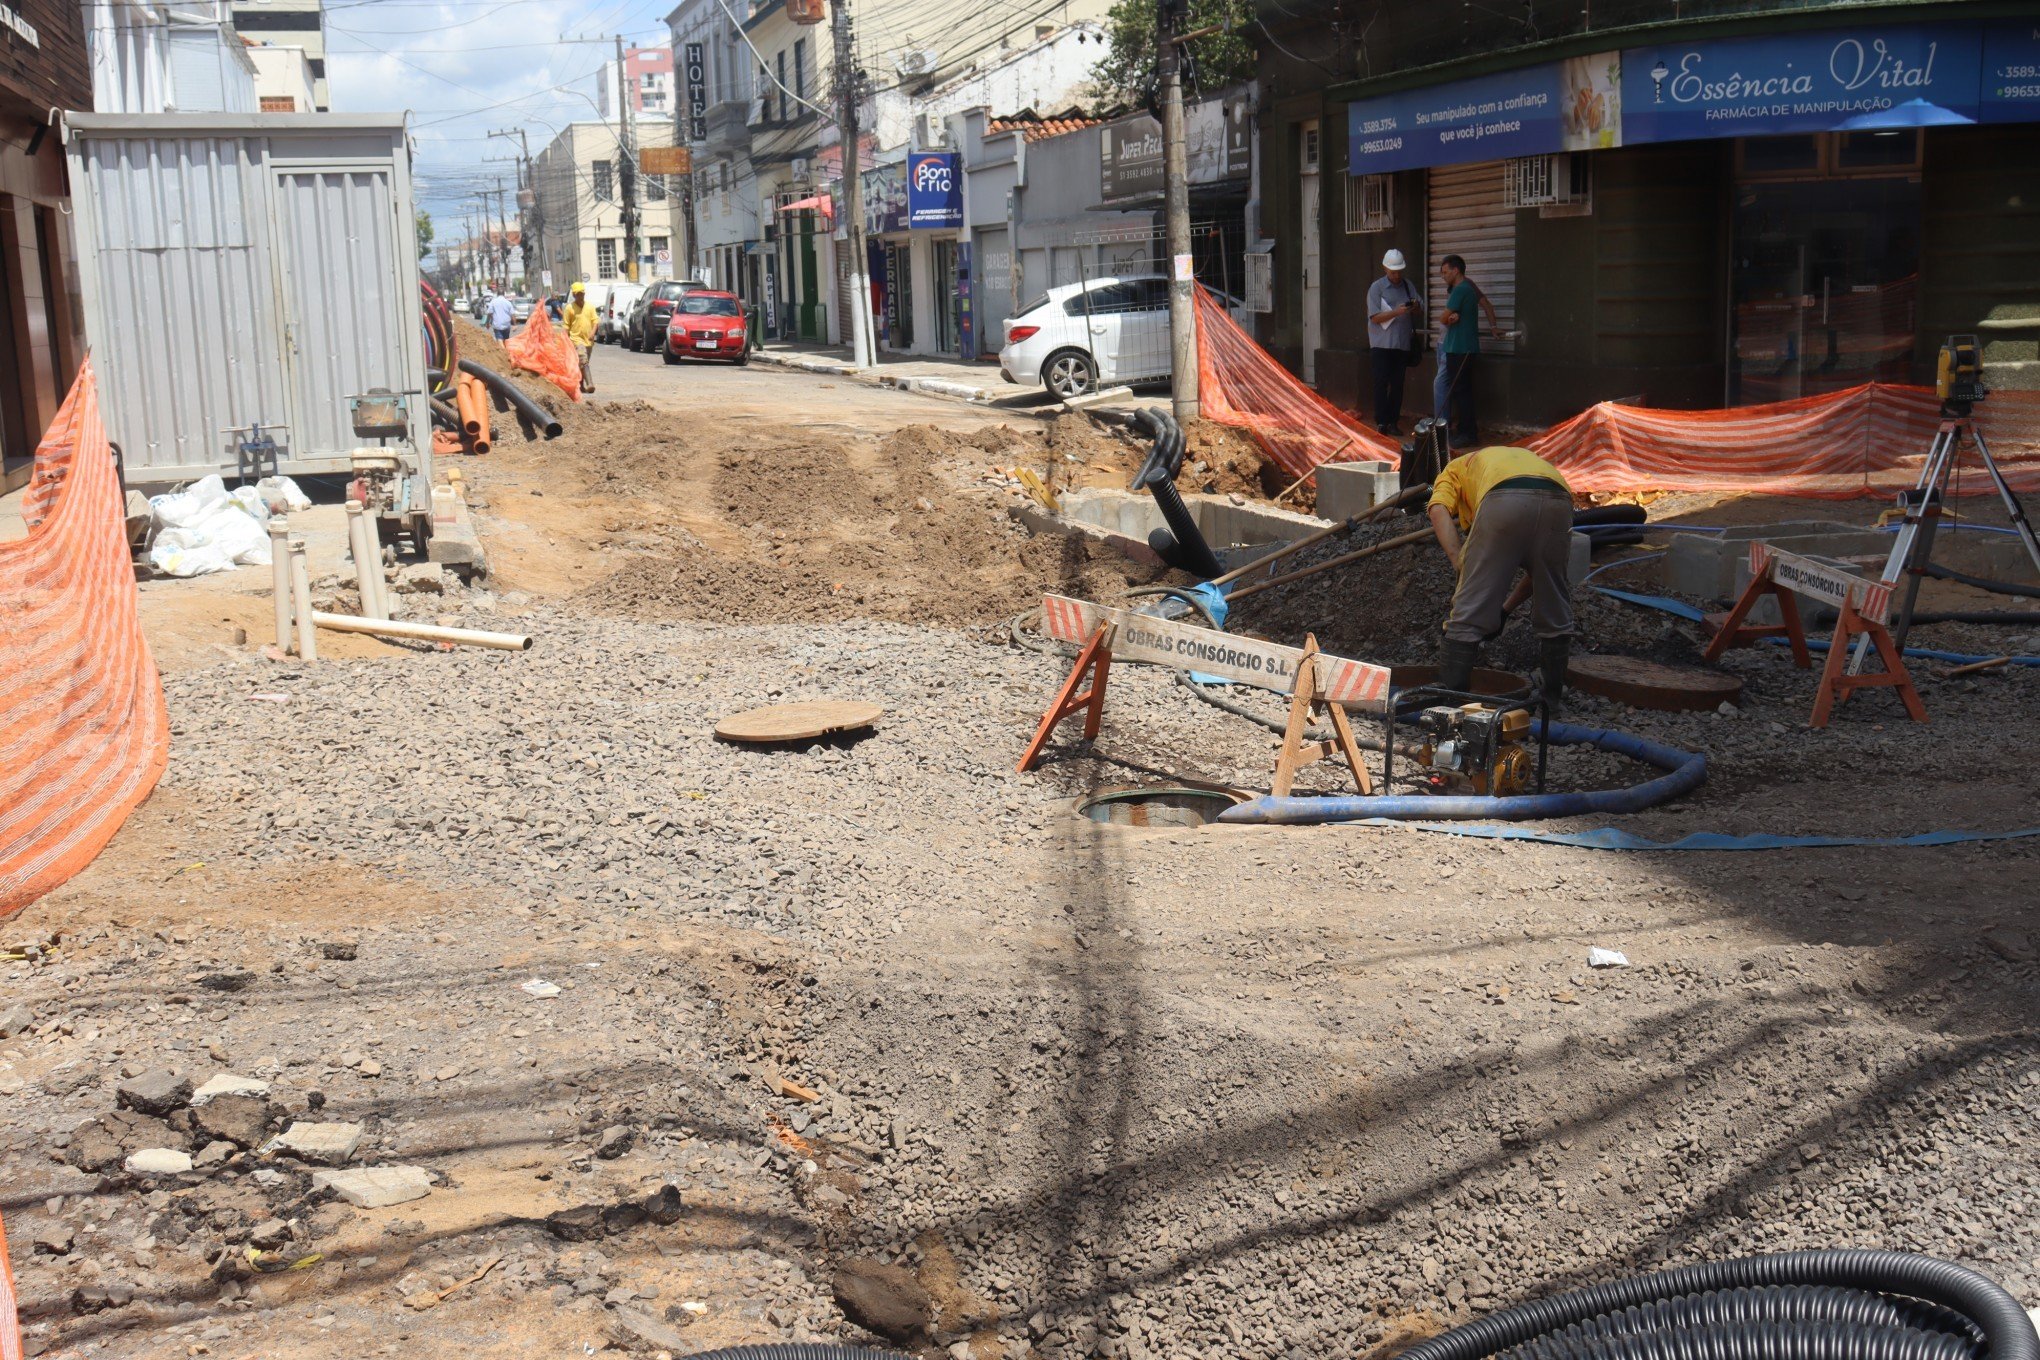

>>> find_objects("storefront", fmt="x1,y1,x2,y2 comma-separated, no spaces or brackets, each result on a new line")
861,152,969,358
1267,10,2040,425
1,0,88,494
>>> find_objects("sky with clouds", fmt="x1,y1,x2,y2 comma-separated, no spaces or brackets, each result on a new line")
323,0,677,247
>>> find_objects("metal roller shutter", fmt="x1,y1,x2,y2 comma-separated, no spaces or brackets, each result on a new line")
836,243,853,346
1427,161,1517,356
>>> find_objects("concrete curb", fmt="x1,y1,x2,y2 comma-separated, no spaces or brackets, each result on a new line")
751,348,1010,405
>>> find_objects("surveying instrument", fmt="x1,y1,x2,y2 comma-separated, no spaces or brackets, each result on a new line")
1851,335,2040,670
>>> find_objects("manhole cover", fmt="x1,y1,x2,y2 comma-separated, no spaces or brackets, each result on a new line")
1570,655,1743,711
714,700,885,743
1076,786,1244,828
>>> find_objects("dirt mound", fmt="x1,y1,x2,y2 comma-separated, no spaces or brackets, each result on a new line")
1038,413,1274,498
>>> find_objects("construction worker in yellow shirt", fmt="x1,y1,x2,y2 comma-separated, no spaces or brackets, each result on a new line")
1426,445,1574,703
563,280,599,393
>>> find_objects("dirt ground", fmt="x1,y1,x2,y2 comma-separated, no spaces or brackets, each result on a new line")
3,335,2036,1360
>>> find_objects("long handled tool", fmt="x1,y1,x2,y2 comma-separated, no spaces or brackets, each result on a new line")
1210,483,1433,591
1224,527,1434,603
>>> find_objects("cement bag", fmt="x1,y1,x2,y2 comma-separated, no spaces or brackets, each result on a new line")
149,474,230,529
199,501,272,566
505,304,583,403
254,475,312,513
147,526,238,577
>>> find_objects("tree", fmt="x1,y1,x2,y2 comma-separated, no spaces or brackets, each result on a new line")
1091,0,1255,111
415,210,434,259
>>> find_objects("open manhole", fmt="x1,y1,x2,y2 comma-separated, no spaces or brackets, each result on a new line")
1076,786,1245,828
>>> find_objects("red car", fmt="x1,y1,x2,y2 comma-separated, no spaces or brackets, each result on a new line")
663,291,750,365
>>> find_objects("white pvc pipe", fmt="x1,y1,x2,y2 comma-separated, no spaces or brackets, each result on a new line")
267,516,292,652
311,611,532,652
361,512,392,622
345,504,387,621
288,539,317,663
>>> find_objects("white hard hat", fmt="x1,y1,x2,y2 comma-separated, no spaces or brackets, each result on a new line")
1382,249,1408,271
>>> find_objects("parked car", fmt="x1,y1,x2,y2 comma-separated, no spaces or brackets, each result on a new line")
598,282,646,343
662,291,749,366
510,295,536,323
470,293,490,320
998,275,1243,399
452,294,472,313
624,280,704,352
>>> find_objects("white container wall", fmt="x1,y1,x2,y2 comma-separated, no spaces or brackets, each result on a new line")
66,114,429,502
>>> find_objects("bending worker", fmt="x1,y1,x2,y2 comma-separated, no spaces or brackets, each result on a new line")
1426,445,1574,702
563,281,598,394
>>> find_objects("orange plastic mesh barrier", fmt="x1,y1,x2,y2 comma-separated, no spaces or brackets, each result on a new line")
1,358,169,922
3,1201,19,1360
505,305,583,403
1528,384,2040,498
1195,286,2040,498
1195,287,1400,480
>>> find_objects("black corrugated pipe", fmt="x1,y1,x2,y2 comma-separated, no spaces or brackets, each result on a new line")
679,1348,911,1360
1921,561,2040,599
1401,1251,2035,1360
457,359,563,439
428,396,461,431
1129,407,1222,578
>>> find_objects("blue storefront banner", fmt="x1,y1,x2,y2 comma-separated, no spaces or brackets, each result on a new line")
1982,19,2040,123
907,151,962,229
1623,24,1983,143
1348,63,1567,175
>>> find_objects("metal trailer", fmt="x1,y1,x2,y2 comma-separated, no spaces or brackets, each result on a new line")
64,113,433,539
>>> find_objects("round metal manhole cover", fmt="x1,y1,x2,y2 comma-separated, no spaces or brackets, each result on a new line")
714,700,885,743
1570,655,1743,711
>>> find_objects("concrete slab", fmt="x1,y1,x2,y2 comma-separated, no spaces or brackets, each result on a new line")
426,480,488,579
1315,462,1401,520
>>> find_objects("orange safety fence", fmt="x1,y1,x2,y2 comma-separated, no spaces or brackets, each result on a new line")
1195,287,1400,480
1194,284,2040,499
504,304,583,403
1,359,169,924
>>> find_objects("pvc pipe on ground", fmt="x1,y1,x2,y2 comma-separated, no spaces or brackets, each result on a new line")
457,359,563,439
287,538,317,663
267,516,292,652
360,512,391,622
311,611,532,651
344,504,384,622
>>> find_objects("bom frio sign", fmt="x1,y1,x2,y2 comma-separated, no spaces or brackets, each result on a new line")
906,151,961,229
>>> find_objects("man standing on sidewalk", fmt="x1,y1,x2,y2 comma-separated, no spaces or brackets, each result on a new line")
563,281,598,394
1434,257,1502,447
1365,250,1420,436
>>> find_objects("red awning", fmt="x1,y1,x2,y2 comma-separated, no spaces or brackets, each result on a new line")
778,194,834,219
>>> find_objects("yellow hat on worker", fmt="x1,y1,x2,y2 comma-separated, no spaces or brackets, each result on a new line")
570,280,586,293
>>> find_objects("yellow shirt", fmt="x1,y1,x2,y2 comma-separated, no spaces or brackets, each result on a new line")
1428,446,1569,532
563,300,598,346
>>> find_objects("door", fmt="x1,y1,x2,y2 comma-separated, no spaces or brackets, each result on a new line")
1073,280,1134,383
1120,278,1172,381
796,211,821,341
272,168,409,459
1300,119,1322,384
976,227,1011,356
933,238,959,354
1728,177,1920,406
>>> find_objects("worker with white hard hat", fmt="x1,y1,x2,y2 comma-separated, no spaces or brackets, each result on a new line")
1366,249,1422,436
563,279,599,394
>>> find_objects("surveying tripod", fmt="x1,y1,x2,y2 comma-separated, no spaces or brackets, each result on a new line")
1852,336,2040,671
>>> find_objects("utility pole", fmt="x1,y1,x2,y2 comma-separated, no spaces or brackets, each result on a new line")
831,0,875,369
491,127,540,289
1158,0,1199,421
616,36,642,283
493,178,510,289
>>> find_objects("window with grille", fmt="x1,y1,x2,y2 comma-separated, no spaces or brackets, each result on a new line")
1503,154,1591,209
593,160,614,202
1244,250,1272,313
597,239,618,279
1345,173,1393,233
646,173,667,202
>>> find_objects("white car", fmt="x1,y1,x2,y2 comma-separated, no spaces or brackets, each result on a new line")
598,282,646,343
999,275,1242,399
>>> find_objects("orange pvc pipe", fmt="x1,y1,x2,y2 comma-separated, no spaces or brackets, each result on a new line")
456,374,483,436
470,374,492,448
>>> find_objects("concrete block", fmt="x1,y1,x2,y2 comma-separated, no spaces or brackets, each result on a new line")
276,1121,364,1166
312,1165,435,1208
1314,462,1401,522
192,1073,271,1105
125,1148,193,1176
426,487,489,579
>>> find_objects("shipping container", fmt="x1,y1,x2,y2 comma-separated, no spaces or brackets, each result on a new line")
64,113,432,524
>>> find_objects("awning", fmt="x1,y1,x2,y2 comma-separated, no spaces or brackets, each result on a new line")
778,194,834,219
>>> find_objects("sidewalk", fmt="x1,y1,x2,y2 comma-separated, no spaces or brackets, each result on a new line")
751,340,1055,410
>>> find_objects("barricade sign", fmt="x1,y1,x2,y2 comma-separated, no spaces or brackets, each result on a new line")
1022,596,1389,791
1705,541,1923,728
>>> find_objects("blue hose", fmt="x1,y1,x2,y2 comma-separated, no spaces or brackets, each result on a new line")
1218,720,1706,824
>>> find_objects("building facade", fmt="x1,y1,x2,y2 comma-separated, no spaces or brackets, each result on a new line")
1255,0,2040,429
86,0,258,114
248,42,314,111
530,121,689,290
598,45,675,119
1,0,89,493
228,0,326,110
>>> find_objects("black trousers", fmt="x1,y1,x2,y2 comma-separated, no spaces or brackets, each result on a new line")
1444,351,1479,446
1369,348,1407,432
